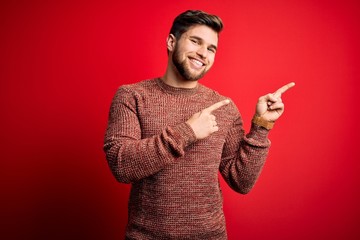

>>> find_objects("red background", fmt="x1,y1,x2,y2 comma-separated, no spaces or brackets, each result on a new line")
1,0,359,239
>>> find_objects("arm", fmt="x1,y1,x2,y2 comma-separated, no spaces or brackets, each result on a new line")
219,113,270,194
219,82,295,194
103,87,196,183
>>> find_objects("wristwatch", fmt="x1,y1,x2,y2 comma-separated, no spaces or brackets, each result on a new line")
252,115,274,130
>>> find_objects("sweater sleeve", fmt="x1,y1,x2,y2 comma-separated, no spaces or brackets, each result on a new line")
219,107,271,194
103,87,197,183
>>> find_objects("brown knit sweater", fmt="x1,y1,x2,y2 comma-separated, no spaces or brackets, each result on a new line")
104,78,270,240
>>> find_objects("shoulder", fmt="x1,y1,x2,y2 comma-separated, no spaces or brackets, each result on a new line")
118,79,157,94
110,79,158,107
114,78,159,99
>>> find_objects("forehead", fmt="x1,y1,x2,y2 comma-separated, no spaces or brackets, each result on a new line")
182,25,219,46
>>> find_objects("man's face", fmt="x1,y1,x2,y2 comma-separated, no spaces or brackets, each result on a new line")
171,25,218,81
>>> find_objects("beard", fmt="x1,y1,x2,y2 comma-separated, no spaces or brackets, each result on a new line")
172,46,208,81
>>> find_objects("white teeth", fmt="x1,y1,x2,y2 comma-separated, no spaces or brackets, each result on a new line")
191,59,203,67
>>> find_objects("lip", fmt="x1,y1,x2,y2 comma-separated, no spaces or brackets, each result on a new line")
188,57,206,68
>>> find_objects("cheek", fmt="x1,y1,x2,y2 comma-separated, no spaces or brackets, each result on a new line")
186,43,199,52
207,56,216,68
177,46,190,57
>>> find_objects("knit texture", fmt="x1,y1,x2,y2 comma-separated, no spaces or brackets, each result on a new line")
104,78,270,239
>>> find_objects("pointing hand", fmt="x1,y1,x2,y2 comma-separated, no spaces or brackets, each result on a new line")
186,99,230,139
256,82,295,122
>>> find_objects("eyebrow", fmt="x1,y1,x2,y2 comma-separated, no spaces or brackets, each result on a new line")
189,36,218,51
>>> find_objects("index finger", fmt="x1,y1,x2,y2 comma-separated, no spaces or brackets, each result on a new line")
273,82,295,98
204,99,230,113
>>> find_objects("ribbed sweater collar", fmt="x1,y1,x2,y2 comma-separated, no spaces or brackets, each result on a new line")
156,78,199,96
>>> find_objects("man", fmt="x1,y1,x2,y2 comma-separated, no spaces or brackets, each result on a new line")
104,10,294,239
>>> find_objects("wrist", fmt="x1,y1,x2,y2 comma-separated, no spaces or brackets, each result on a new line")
252,115,274,130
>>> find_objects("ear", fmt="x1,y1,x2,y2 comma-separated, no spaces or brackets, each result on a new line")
166,34,176,52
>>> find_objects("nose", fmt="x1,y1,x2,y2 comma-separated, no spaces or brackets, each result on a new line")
196,45,208,59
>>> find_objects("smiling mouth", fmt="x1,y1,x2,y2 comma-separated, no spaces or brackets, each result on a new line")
189,58,205,68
